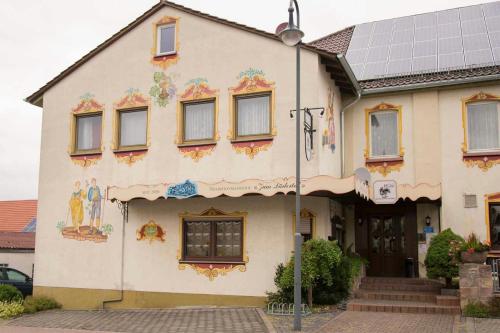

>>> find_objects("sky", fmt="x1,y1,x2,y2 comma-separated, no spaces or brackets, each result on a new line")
0,0,495,200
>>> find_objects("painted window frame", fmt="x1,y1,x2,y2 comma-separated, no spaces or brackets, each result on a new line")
230,91,274,141
177,97,219,146
71,111,103,156
156,23,177,56
292,209,317,243
178,208,248,265
364,103,404,161
462,92,500,155
114,107,150,152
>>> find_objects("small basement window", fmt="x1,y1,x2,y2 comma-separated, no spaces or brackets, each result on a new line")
157,23,176,56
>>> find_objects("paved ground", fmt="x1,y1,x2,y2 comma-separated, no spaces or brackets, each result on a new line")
4,308,270,333
3,308,500,333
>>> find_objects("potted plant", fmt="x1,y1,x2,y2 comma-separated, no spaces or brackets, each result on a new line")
457,233,490,264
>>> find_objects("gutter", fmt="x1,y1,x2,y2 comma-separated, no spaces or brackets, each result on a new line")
361,73,500,95
336,54,362,178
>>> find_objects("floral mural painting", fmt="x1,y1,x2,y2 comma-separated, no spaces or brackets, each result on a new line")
58,178,112,243
150,72,177,107
322,88,336,152
232,68,274,94
181,78,217,100
137,220,166,243
69,93,105,167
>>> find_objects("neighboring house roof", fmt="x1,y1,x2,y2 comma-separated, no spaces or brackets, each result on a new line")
0,200,37,232
0,232,35,250
309,1,500,92
26,0,356,106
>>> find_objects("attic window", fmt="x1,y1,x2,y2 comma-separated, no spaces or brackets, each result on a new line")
157,23,176,56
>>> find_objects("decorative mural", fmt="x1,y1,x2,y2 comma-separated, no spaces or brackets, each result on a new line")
57,178,112,243
149,72,177,107
366,160,404,177
113,89,150,165
166,180,198,199
178,263,247,281
136,220,166,243
228,68,276,159
322,88,336,152
176,78,219,161
151,16,179,69
462,92,500,171
69,93,104,167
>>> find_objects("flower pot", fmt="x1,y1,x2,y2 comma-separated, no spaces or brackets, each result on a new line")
461,251,488,263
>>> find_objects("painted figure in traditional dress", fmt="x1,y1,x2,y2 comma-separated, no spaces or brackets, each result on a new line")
69,181,86,233
327,88,336,152
87,178,102,233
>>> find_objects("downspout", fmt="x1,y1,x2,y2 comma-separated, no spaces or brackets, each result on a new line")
102,200,128,309
337,54,362,178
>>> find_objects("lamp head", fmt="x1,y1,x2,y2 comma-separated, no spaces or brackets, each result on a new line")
276,1,304,46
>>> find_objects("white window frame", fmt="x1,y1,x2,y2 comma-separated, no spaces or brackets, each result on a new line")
466,101,500,153
369,110,400,158
156,23,176,56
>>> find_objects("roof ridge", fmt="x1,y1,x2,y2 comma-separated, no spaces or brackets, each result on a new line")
308,25,355,46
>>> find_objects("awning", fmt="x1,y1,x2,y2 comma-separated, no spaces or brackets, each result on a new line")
107,175,365,202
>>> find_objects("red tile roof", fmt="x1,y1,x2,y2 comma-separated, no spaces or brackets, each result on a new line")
0,232,35,250
309,26,354,55
0,200,37,232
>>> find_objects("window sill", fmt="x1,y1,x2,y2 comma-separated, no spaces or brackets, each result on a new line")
463,150,500,157
366,156,404,164
154,52,177,59
113,146,148,154
70,151,102,157
177,141,217,148
230,136,273,144
179,260,246,265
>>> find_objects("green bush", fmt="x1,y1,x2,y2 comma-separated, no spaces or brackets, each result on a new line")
266,263,293,304
0,285,23,303
0,301,24,319
463,301,490,318
23,296,61,314
424,228,463,287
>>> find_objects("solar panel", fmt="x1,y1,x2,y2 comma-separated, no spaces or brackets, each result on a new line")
345,2,500,80
390,43,413,60
438,9,460,24
465,49,494,66
463,34,490,51
438,22,461,38
415,26,437,42
414,40,437,57
412,56,437,72
439,52,465,69
461,19,487,35
459,5,483,21
439,37,463,54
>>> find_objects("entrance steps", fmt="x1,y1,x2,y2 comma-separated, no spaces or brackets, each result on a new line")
347,277,461,315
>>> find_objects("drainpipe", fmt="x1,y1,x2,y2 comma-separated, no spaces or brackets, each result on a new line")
337,54,362,178
102,200,128,309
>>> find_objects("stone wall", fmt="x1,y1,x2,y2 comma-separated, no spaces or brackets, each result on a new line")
459,263,493,309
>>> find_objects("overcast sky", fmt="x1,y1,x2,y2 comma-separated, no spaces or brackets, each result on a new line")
0,0,494,200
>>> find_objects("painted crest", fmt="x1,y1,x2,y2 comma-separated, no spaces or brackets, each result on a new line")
137,220,166,243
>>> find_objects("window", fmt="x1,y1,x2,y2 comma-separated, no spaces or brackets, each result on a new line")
490,203,500,250
466,101,500,151
156,24,176,56
183,219,243,262
5,269,27,282
369,110,399,157
235,94,271,138
74,113,102,152
117,108,148,148
182,100,215,142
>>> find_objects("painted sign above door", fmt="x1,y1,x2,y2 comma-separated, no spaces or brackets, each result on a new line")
373,180,398,204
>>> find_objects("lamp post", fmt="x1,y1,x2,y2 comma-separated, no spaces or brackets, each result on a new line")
277,1,304,330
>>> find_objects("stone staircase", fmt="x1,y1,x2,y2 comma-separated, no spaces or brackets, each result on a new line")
347,277,461,315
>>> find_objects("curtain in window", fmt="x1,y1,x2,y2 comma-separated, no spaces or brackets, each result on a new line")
159,25,175,54
120,110,147,147
490,204,500,249
237,95,270,136
370,111,398,156
467,102,499,150
76,115,101,150
184,102,214,141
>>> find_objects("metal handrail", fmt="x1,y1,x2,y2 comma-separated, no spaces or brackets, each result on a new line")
493,258,500,293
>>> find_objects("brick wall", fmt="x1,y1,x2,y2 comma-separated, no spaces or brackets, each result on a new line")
459,263,493,309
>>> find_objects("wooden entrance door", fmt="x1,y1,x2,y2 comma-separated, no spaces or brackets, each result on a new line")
355,203,417,277
368,215,405,277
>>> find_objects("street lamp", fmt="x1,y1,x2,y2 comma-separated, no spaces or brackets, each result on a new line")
278,1,304,331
